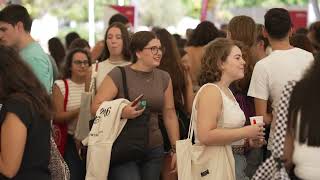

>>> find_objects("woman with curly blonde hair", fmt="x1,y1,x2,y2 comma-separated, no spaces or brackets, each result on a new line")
195,38,265,180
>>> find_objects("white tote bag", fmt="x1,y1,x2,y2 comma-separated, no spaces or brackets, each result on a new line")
176,83,236,180
74,61,98,141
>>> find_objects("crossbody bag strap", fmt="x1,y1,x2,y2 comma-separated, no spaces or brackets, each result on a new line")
62,79,69,112
119,66,130,100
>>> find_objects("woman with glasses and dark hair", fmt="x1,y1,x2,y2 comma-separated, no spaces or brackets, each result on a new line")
0,46,52,179
92,31,180,180
52,48,91,180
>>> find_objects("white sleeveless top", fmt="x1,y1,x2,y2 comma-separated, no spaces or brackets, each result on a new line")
55,79,85,135
292,112,320,180
95,59,131,89
194,83,246,145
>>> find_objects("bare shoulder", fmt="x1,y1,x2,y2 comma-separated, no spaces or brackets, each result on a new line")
197,84,222,105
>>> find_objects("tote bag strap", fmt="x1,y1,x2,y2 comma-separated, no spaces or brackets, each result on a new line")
119,66,130,100
89,60,99,94
188,83,224,140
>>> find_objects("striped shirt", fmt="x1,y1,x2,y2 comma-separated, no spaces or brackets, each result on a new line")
55,79,85,135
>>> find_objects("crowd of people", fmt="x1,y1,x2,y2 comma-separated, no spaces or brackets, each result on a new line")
0,3,319,180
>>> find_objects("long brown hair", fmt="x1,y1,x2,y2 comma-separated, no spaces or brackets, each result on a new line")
0,45,53,121
228,15,257,93
98,22,131,61
155,28,187,109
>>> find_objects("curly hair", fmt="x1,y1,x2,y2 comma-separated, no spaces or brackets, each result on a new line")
199,38,242,86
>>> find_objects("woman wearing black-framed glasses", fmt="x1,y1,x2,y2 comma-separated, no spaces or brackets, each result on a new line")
93,31,180,180
52,48,92,180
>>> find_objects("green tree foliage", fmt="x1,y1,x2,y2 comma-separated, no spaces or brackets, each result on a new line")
222,0,308,8
22,0,116,21
181,0,202,19
139,0,185,27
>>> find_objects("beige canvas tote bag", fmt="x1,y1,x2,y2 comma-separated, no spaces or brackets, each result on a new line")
74,61,98,141
176,83,236,180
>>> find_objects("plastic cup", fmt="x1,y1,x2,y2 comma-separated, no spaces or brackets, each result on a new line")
249,116,263,125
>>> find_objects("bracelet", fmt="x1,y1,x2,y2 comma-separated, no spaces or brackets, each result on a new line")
170,144,176,153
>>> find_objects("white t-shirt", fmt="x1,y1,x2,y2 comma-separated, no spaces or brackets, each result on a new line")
293,141,320,179
247,48,313,150
292,112,320,180
55,79,85,135
95,59,131,89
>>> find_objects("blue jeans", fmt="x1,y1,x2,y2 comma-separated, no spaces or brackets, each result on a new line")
234,153,249,180
64,135,86,180
245,148,263,178
108,146,164,180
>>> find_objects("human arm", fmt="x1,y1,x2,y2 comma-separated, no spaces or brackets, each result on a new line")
0,112,27,178
52,84,79,123
196,85,264,146
91,74,144,119
183,67,194,114
254,98,273,125
162,79,180,171
91,74,118,115
90,41,104,62
283,130,294,170
162,79,180,147
248,62,272,124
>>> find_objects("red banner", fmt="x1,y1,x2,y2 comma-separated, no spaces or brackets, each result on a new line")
200,0,208,21
110,5,135,26
289,10,307,30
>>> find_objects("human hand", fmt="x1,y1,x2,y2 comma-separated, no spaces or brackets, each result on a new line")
170,152,177,174
121,102,145,119
244,124,265,139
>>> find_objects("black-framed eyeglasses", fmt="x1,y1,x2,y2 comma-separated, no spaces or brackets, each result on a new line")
73,60,89,66
143,46,165,55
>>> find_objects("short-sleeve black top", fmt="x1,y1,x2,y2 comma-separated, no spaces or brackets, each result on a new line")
0,99,51,180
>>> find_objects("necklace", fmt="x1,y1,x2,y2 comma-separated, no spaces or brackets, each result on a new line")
130,65,155,83
145,72,154,83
